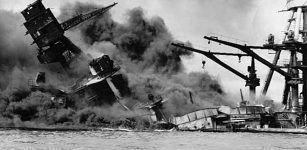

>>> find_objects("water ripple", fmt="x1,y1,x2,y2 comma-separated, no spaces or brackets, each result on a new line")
0,130,307,150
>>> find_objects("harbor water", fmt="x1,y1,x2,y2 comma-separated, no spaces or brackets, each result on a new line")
0,129,307,150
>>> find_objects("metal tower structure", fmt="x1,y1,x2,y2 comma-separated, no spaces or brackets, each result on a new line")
203,0,307,113
262,0,307,112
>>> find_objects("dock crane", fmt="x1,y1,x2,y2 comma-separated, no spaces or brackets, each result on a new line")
203,35,305,112
171,43,260,102
201,0,307,115
21,0,117,68
204,36,293,78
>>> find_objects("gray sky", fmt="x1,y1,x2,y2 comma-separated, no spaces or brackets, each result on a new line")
0,0,290,102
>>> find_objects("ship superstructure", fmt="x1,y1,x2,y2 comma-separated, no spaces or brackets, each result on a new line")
21,0,129,108
21,0,117,68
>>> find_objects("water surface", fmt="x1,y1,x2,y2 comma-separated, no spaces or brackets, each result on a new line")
0,129,306,150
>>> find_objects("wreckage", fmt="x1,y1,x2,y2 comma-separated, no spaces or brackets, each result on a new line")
20,0,231,131
71,55,130,107
143,94,269,131
29,55,129,107
17,0,307,133
21,0,117,68
22,0,131,109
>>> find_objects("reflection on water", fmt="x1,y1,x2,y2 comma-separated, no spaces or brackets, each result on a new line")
0,129,307,150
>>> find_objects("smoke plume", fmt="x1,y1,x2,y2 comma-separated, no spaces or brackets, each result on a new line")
0,2,232,128
60,3,229,116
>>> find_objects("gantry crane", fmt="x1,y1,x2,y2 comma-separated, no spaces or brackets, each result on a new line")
171,43,260,102
21,0,117,68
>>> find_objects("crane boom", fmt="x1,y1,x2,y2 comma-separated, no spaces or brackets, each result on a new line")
172,43,260,102
171,43,249,80
205,52,249,57
60,2,118,31
203,36,292,79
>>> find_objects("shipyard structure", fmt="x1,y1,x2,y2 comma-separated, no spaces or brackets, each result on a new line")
172,0,307,129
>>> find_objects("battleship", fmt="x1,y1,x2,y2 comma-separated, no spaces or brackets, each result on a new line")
5,0,136,129
2,0,307,133
21,0,129,108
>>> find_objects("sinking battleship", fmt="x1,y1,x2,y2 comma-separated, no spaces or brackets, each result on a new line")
17,0,307,133
21,0,131,109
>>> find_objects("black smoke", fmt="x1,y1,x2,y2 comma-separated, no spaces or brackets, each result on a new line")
0,2,230,128
60,3,229,116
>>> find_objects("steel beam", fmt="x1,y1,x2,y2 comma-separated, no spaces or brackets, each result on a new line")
204,36,292,79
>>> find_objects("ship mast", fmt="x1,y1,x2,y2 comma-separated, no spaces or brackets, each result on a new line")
265,0,307,112
21,0,117,68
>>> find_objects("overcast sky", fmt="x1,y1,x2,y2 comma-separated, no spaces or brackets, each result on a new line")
0,0,292,102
